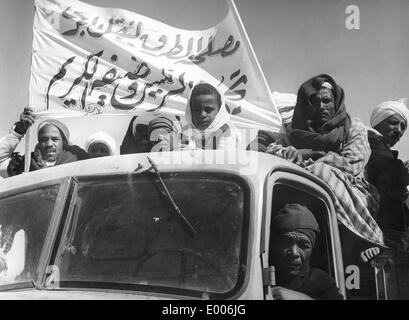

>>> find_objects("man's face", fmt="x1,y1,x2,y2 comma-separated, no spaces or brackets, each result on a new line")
190,94,220,130
270,231,313,279
88,142,111,158
38,124,64,162
310,88,336,126
374,114,407,147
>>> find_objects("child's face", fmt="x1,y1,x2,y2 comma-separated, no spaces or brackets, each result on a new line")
190,94,220,130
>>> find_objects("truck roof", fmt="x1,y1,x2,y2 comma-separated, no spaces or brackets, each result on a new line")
0,150,321,193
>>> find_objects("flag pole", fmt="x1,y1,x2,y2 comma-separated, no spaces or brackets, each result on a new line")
24,128,31,173
24,2,37,174
225,0,281,121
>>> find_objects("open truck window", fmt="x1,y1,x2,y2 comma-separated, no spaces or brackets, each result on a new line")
270,184,335,277
267,182,343,299
53,172,250,299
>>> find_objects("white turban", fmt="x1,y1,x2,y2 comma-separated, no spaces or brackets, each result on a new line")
370,99,409,128
85,131,116,155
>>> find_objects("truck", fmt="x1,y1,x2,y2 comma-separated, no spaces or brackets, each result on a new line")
0,150,407,299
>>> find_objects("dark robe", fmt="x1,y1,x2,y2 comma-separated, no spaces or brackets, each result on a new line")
283,265,343,300
7,145,89,176
366,130,409,231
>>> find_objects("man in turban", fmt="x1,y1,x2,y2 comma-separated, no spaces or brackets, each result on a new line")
366,99,409,231
85,131,117,158
0,107,88,177
269,203,343,300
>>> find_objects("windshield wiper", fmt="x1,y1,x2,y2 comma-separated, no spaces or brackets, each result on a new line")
147,157,199,238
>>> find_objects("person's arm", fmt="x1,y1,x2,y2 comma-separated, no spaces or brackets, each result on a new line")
0,108,35,171
271,286,314,300
0,131,23,164
314,121,370,176
247,130,279,152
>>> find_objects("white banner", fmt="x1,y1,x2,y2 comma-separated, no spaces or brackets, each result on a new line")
30,0,281,132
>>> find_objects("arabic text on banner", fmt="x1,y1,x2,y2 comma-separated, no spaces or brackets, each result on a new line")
30,0,281,131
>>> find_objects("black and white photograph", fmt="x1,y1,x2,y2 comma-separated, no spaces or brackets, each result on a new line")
0,0,408,303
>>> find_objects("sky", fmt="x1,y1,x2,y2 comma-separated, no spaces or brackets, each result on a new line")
1,0,409,158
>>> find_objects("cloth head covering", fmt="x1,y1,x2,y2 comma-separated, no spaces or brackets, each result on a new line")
370,99,409,128
185,82,230,135
85,131,117,155
37,119,70,145
290,74,351,152
148,116,179,137
271,203,320,247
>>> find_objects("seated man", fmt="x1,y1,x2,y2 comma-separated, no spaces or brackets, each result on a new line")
0,107,88,177
85,131,117,158
263,74,384,248
269,203,343,300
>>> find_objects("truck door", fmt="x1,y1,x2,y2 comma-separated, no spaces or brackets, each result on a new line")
261,171,346,299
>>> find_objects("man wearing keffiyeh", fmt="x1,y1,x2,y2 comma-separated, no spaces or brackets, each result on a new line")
265,74,385,248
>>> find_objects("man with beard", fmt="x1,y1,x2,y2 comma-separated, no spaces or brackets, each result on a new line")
366,99,409,231
0,107,88,177
269,203,343,300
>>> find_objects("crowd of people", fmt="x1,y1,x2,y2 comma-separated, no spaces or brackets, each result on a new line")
0,75,408,299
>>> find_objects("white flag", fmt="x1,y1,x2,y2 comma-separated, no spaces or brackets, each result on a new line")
30,0,281,132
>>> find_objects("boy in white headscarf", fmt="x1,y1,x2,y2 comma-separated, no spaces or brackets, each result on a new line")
366,99,409,231
85,131,117,158
179,82,240,151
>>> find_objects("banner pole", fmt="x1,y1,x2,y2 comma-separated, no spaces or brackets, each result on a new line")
24,2,37,174
24,127,31,173
225,0,281,121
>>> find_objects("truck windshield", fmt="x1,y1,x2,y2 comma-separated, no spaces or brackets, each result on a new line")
55,172,249,299
0,185,59,288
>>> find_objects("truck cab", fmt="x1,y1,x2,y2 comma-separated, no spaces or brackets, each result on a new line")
0,150,406,299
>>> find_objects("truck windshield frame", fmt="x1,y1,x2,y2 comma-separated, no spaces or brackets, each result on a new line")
53,171,250,299
0,184,62,289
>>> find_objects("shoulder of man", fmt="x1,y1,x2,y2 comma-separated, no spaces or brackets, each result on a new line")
367,130,392,156
63,145,90,161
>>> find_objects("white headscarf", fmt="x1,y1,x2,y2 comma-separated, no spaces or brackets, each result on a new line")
370,99,409,127
85,131,117,155
183,82,239,149
185,82,231,134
